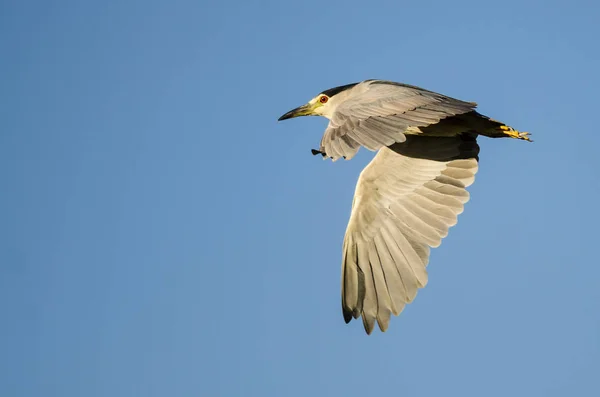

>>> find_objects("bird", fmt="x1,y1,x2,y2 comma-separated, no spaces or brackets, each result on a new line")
278,79,531,334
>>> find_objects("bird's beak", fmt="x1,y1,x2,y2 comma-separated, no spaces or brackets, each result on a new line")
278,103,315,121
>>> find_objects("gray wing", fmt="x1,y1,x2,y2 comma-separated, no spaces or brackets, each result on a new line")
341,134,479,334
320,80,477,161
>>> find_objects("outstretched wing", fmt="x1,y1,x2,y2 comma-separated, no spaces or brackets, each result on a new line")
320,80,477,161
341,134,480,334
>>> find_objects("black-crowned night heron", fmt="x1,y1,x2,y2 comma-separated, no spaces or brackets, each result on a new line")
278,79,531,334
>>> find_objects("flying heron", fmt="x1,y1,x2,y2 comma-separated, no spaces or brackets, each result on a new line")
278,79,531,334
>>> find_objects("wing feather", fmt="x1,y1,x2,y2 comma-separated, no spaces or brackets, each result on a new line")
340,135,479,333
320,80,477,160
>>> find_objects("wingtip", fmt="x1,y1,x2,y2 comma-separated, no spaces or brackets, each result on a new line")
343,309,353,324
377,317,390,333
362,316,375,335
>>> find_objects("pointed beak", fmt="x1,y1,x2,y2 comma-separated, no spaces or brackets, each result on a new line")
278,103,315,121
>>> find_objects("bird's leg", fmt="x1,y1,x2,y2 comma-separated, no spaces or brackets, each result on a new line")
498,125,533,142
311,149,327,157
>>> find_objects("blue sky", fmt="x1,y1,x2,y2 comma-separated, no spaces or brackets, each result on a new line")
1,0,599,396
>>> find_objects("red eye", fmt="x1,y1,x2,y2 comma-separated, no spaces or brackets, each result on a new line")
319,96,328,104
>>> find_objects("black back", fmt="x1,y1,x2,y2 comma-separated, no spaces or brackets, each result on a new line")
320,82,359,98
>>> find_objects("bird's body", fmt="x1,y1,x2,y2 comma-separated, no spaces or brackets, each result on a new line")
278,79,530,334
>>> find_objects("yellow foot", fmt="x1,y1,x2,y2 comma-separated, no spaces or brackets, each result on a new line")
499,125,533,142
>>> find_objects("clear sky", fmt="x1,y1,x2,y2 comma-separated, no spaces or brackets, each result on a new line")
2,0,599,396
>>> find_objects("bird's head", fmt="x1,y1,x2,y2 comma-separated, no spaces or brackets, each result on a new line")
277,94,331,121
278,82,359,121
